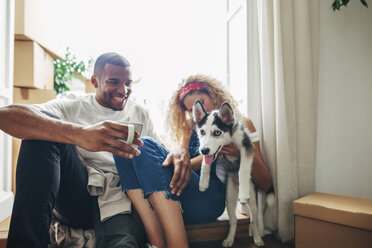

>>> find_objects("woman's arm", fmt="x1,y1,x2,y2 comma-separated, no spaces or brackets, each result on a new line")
219,117,272,191
181,134,203,171
190,155,203,171
243,117,272,192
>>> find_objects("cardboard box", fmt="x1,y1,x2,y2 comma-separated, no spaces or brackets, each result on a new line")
11,138,21,193
14,40,54,90
15,0,65,59
293,192,372,248
13,87,56,104
85,78,95,93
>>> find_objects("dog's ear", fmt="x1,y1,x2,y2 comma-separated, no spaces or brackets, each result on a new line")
193,100,207,123
219,102,234,125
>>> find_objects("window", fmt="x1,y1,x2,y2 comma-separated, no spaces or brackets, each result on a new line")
0,0,14,222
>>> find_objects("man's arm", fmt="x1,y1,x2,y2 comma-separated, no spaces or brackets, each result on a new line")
0,104,143,159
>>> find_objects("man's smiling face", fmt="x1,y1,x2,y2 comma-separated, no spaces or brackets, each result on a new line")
93,63,132,111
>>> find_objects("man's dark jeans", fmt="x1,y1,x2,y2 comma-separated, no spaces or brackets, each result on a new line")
6,140,146,248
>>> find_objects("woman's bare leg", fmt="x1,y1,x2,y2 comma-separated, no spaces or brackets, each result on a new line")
126,189,167,248
149,192,189,248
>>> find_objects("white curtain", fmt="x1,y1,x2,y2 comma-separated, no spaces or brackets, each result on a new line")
246,0,320,242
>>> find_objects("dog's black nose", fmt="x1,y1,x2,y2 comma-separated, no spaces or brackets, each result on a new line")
200,148,210,155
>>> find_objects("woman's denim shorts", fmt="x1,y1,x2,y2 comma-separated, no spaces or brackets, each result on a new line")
113,137,226,224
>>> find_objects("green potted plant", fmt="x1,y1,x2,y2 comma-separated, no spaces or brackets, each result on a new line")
54,47,92,95
332,0,368,10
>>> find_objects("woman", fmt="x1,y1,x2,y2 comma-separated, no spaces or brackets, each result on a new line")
114,74,272,248
168,74,272,192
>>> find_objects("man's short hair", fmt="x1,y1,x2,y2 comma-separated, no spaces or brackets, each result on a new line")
94,52,130,77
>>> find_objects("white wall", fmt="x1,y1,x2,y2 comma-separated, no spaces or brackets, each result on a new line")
62,0,226,135
316,1,372,200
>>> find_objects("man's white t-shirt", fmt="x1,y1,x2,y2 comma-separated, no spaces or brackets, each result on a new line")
33,93,160,173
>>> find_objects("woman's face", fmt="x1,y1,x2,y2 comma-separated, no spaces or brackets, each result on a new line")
183,92,215,113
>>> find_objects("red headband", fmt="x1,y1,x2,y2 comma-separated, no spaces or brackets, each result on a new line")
178,83,206,101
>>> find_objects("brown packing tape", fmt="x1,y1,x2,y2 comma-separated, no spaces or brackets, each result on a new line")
20,87,29,100
293,192,372,231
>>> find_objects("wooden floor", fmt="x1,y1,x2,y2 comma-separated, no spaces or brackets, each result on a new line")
186,210,250,243
0,217,10,248
0,234,292,248
0,214,293,248
190,235,294,248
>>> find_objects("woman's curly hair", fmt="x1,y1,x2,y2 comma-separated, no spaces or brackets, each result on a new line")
166,74,239,146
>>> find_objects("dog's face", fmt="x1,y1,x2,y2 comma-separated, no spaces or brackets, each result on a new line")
193,100,235,165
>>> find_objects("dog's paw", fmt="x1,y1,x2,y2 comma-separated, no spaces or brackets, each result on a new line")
253,237,265,247
222,238,234,247
199,180,209,192
199,186,207,192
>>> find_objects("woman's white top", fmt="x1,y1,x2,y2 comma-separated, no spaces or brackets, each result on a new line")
216,131,260,183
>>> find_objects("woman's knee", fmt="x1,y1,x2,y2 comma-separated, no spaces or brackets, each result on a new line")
139,136,163,152
113,137,164,164
135,136,168,163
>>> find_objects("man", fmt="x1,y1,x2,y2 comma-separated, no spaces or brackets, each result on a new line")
0,52,191,248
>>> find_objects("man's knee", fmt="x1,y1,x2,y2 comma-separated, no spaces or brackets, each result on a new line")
19,139,63,157
21,139,57,146
96,212,146,248
99,233,144,248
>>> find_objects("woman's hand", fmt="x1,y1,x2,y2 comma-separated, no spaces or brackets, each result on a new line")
219,143,240,157
162,148,192,196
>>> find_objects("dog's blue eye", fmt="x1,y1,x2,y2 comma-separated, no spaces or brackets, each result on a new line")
214,131,221,136
200,130,206,135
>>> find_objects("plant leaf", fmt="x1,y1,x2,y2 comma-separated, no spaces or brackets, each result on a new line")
53,47,90,95
342,0,350,6
332,0,341,10
361,0,368,8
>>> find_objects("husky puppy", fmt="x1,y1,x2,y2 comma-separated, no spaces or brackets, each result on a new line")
192,100,265,247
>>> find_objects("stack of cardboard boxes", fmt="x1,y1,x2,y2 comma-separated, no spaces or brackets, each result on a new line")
12,40,57,192
12,0,61,192
12,0,95,192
